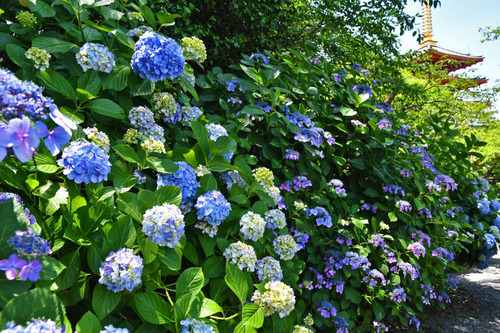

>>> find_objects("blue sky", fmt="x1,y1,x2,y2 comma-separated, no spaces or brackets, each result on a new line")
399,0,500,113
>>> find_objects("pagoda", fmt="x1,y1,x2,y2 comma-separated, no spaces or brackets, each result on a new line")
418,2,487,86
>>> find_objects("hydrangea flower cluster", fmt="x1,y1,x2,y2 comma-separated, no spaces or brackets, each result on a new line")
141,138,166,153
408,242,426,257
205,123,233,161
0,69,75,161
16,11,37,28
477,199,491,215
152,92,182,124
127,25,153,38
328,179,346,196
251,281,296,317
396,200,412,212
343,251,371,271
363,269,388,286
8,229,51,259
128,11,144,22
195,190,230,226
306,207,332,227
157,162,200,212
128,106,155,131
292,326,313,333
255,101,272,113
131,31,185,82
391,286,407,303
2,318,63,332
294,128,332,148
377,116,392,130
101,325,129,333
273,235,298,260
256,256,283,282
181,37,207,63
221,170,246,190
370,234,386,248
58,141,111,184
383,185,405,196
285,149,300,160
253,167,275,188
352,85,373,97
240,211,266,241
83,127,110,153
390,262,419,280
181,106,203,124
142,203,185,248
25,47,51,71
76,43,115,73
291,227,309,250
99,248,143,292
361,203,377,213
223,241,257,272
226,78,245,92
264,209,286,229
180,318,214,333
286,112,314,129
249,53,270,65
317,301,337,318
491,199,500,212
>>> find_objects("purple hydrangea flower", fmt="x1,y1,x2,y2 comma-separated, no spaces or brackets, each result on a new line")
249,53,269,64
286,112,314,129
352,85,373,97
18,259,43,281
306,207,332,227
0,254,27,280
317,301,337,318
8,229,51,259
285,149,300,160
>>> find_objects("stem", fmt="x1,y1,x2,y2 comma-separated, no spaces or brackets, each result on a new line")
209,312,240,321
165,289,174,307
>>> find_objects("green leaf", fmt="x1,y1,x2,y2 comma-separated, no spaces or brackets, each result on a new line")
146,156,179,174
174,292,197,326
54,250,81,290
345,286,361,304
6,44,29,68
38,256,66,281
103,215,136,254
200,298,223,318
26,153,59,174
92,284,122,319
191,121,210,159
113,144,142,164
176,267,204,300
203,256,225,278
388,212,398,222
225,263,249,304
30,0,56,17
130,75,155,96
32,37,77,53
373,301,386,321
157,9,180,26
352,217,368,230
117,192,143,223
240,105,267,116
137,232,158,264
38,70,77,102
156,185,182,206
157,247,182,271
113,172,137,193
340,106,357,117
101,65,131,91
240,303,264,328
0,288,66,329
0,200,29,258
179,75,199,101
86,99,126,119
33,181,69,215
76,311,102,333
134,292,173,324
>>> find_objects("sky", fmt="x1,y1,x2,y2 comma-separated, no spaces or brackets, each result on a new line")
398,0,500,114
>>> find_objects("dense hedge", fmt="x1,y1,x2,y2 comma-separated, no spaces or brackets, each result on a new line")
0,1,498,333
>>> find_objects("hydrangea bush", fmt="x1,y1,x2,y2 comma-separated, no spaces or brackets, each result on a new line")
0,1,497,333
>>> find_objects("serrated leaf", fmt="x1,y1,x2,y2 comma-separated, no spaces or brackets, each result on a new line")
6,44,29,68
92,284,122,319
225,263,249,304
135,292,173,324
113,144,142,164
176,267,204,300
38,70,77,102
76,311,101,333
155,185,182,206
200,298,223,318
240,303,264,328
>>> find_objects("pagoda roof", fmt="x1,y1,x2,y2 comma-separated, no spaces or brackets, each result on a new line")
418,44,484,72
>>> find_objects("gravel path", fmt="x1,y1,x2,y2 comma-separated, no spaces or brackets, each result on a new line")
418,253,500,332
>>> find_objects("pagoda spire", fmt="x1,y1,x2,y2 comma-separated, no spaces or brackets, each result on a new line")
420,1,437,47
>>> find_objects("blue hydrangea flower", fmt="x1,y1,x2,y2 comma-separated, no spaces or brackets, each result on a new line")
226,78,245,92
294,128,325,147
484,233,496,250
478,177,490,192
396,200,412,212
249,53,270,64
131,31,185,82
2,318,64,332
223,241,257,272
285,149,300,160
239,211,266,241
221,170,246,190
306,207,332,227
494,216,500,229
477,199,491,215
273,235,298,260
351,63,362,72
491,200,500,212
181,106,203,124
251,281,295,318
264,209,286,229
152,92,182,124
196,191,231,227
128,106,155,131
8,229,51,259
180,318,214,333
256,256,283,282
19,260,43,281
101,325,129,333
76,43,115,73
157,162,200,213
286,113,314,129
317,301,337,318
127,25,153,38
99,248,143,292
133,168,146,185
142,203,185,248
0,68,55,121
352,85,373,97
343,251,371,270
58,141,111,184
291,227,309,250
390,286,406,303
255,101,271,113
